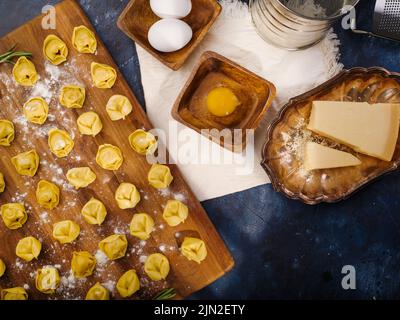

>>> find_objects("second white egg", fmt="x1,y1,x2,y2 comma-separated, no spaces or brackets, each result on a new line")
148,19,193,53
150,0,192,19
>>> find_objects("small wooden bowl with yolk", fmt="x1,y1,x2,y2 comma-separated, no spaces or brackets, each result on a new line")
172,51,276,152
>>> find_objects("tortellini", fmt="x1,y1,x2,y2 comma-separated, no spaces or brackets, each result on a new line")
77,111,103,136
115,182,140,209
162,200,188,227
99,234,128,260
0,119,15,146
129,129,157,155
116,269,140,298
181,237,207,264
12,57,38,86
130,213,154,240
48,128,74,158
0,203,27,230
23,97,49,125
36,180,60,209
11,149,40,177
96,144,123,170
81,197,107,225
59,85,86,109
72,25,97,54
148,164,173,189
86,282,109,300
0,259,5,278
71,251,96,278
144,253,170,281
1,287,28,300
0,172,5,193
91,62,117,89
53,220,80,244
106,95,132,121
15,236,42,262
66,167,96,189
43,34,69,65
35,266,60,294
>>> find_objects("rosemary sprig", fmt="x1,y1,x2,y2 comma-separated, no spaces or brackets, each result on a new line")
0,44,32,65
152,288,177,300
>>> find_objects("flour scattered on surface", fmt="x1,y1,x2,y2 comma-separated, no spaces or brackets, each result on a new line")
11,192,28,203
102,280,115,293
60,271,76,290
158,188,171,197
139,255,148,263
40,212,50,223
173,192,186,202
95,249,108,270
15,259,24,270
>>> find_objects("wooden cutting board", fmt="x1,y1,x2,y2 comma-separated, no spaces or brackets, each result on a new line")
0,0,233,300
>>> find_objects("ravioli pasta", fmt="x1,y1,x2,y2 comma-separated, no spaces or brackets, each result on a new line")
86,282,109,300
91,62,117,89
162,200,188,227
71,251,96,278
129,129,157,155
1,287,28,300
0,259,5,278
16,236,42,262
130,213,154,240
148,164,173,189
23,97,49,125
36,180,60,210
99,234,128,260
116,269,140,298
60,85,86,109
0,172,5,193
35,266,60,294
96,144,123,170
77,111,103,136
66,167,96,189
12,57,38,86
11,149,40,177
144,253,170,281
106,95,132,121
72,25,97,54
0,119,15,146
43,34,68,65
0,203,27,230
115,182,140,209
81,197,107,225
53,220,80,244
181,237,207,264
48,128,74,158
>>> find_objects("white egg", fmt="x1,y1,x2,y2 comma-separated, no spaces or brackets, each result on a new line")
150,0,192,19
148,19,193,53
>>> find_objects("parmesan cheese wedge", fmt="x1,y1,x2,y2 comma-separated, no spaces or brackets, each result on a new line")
308,101,399,161
304,142,361,171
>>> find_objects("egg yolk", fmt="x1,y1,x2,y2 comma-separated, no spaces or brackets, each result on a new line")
206,87,240,117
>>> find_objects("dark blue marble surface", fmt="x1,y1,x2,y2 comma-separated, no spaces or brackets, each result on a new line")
1,0,399,299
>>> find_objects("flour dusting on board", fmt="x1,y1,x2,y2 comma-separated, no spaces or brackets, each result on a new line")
0,6,219,299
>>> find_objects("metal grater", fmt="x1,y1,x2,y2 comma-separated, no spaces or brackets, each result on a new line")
352,0,400,42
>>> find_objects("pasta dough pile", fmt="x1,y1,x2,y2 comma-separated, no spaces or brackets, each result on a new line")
0,24,208,301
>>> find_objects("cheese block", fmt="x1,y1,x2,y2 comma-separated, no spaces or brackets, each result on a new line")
308,101,399,161
304,142,361,171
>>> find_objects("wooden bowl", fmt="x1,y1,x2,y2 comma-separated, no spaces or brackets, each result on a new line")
172,51,276,152
261,67,400,205
117,0,222,70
